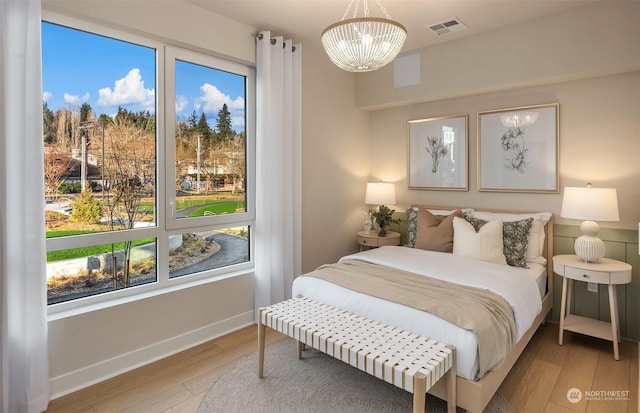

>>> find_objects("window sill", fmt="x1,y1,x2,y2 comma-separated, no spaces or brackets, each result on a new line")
47,263,254,321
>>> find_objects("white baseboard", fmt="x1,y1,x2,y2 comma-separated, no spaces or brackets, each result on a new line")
49,310,255,399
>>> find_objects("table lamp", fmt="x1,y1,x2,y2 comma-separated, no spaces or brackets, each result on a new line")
365,182,396,206
560,184,619,263
365,182,396,236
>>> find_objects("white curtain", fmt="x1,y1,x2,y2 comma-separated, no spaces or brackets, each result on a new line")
0,0,50,412
254,32,302,311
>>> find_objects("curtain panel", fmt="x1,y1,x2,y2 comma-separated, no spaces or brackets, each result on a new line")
254,32,302,311
0,0,50,411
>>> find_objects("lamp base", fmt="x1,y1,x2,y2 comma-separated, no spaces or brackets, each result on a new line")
574,235,605,263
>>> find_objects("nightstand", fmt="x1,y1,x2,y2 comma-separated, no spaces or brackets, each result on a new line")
357,230,400,251
553,254,632,360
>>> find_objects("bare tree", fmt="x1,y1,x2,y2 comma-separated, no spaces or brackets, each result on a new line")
55,107,81,149
43,143,72,201
210,136,245,194
102,119,155,288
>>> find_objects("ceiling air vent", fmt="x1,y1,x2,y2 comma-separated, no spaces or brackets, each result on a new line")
428,18,467,36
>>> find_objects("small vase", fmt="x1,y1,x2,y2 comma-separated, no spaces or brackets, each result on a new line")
378,226,387,237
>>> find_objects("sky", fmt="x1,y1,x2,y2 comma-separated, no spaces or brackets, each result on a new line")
41,21,246,132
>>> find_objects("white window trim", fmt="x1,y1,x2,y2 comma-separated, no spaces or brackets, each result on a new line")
43,12,256,319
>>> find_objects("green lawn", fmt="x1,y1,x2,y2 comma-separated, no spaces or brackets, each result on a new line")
186,200,243,217
47,229,99,238
45,197,240,262
47,236,155,262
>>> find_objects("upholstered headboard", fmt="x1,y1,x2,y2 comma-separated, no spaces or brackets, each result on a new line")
393,205,554,297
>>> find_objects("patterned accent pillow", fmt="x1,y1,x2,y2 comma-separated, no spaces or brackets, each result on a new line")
406,207,418,247
464,215,533,268
406,208,452,248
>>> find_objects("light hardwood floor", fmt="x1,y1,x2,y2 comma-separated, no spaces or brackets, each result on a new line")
46,322,638,413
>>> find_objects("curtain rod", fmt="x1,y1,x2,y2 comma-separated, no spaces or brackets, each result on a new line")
256,33,296,52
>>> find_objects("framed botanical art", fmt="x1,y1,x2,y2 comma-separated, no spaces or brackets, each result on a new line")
478,103,559,193
407,113,468,190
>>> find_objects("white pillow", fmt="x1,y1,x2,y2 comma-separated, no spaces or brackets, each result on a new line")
453,217,507,265
467,211,551,265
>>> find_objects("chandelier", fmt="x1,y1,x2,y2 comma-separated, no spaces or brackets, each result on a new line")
500,111,539,128
321,0,407,72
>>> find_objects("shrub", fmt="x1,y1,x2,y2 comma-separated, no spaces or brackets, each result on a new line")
57,181,81,194
69,190,103,223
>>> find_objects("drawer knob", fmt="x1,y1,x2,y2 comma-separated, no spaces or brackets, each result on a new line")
583,274,588,278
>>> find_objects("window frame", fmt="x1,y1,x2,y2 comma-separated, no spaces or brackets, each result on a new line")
164,46,256,231
43,12,256,318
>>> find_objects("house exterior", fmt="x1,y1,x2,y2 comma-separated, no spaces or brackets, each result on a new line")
35,0,640,398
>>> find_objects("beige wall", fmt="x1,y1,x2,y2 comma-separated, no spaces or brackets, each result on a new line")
356,1,640,110
44,0,256,64
359,1,640,231
366,72,640,229
299,41,371,273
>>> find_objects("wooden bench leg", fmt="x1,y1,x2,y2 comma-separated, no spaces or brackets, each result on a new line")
446,345,457,413
258,308,265,378
297,341,304,359
413,373,426,413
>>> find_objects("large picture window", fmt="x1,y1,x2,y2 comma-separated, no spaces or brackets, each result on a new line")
42,17,254,308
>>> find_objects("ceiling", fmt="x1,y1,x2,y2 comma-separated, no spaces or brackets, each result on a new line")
189,0,598,53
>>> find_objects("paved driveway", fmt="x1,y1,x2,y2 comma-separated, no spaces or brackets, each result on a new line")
169,231,249,277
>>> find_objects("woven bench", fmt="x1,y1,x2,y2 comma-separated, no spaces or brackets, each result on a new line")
258,296,456,413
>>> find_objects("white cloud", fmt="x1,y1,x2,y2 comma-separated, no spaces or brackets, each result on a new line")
97,68,155,110
42,91,52,102
196,83,245,128
63,92,90,105
231,116,245,130
197,83,245,113
175,95,189,113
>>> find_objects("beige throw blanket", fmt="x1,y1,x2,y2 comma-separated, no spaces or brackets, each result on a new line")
302,259,516,379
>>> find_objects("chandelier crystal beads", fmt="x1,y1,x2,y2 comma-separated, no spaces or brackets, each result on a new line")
321,0,407,72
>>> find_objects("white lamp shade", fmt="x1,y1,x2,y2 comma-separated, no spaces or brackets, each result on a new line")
365,182,396,205
560,187,619,222
560,186,619,263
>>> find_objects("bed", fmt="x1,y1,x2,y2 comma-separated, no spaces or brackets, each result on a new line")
291,206,554,413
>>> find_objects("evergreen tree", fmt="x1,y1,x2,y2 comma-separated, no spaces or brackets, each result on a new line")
98,113,112,126
80,102,93,122
216,104,234,142
197,112,212,141
187,110,198,130
43,103,56,143
115,106,132,125
69,189,102,223
145,115,156,136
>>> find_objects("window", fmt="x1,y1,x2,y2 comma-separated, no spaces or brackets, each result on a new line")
165,48,253,279
42,17,254,308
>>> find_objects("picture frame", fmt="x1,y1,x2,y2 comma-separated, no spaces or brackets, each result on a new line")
478,103,559,193
407,113,468,190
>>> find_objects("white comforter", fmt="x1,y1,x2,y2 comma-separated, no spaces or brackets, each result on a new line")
291,246,543,380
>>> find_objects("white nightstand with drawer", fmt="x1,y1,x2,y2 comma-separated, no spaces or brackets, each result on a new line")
357,230,400,251
553,254,632,360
